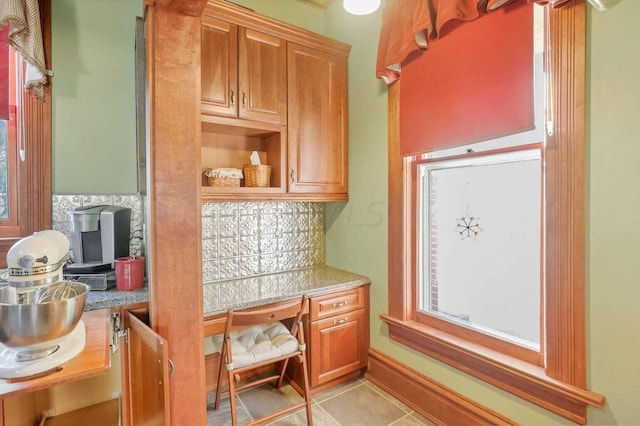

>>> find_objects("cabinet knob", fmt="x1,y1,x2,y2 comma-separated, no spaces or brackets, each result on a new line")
290,168,296,184
230,90,235,106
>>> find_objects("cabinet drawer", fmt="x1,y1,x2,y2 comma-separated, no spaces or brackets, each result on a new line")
310,286,364,321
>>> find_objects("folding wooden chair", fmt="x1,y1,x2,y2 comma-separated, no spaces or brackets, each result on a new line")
213,296,313,426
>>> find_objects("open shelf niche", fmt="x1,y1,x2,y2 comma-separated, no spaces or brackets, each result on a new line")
201,115,286,201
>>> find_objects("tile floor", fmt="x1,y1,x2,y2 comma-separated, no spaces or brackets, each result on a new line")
206,376,434,426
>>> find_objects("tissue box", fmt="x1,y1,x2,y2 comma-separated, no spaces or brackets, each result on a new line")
243,165,271,187
203,168,243,187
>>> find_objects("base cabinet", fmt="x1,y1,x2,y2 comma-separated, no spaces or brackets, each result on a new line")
306,286,369,390
207,285,370,394
309,308,367,388
119,306,170,426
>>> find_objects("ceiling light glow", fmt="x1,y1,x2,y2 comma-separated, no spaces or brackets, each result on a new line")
343,0,381,15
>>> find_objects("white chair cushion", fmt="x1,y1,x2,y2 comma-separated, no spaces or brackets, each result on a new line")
211,321,299,370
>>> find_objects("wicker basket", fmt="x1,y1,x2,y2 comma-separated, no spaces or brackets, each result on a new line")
243,164,271,187
208,176,240,187
203,168,242,187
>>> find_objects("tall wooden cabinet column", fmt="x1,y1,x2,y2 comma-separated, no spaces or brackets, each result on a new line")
144,1,208,425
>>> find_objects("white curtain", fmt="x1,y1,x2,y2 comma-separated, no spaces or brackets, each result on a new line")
0,0,47,100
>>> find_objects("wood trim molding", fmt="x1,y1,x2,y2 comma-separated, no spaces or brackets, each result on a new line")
23,0,52,235
544,0,587,387
387,81,410,320
203,0,351,57
366,348,516,425
381,314,604,424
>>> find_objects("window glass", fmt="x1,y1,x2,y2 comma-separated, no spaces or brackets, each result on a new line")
0,46,17,224
417,149,542,349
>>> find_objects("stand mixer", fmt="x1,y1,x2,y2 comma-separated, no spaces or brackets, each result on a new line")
0,230,90,379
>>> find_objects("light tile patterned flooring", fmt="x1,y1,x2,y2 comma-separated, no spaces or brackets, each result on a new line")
206,377,434,426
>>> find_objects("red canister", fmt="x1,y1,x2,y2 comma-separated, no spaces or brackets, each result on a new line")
115,256,144,291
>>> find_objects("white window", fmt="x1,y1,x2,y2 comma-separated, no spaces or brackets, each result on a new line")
417,148,542,351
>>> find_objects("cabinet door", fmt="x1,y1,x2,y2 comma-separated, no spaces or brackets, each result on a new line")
201,16,238,117
287,43,348,195
121,309,170,426
309,308,367,387
238,28,287,124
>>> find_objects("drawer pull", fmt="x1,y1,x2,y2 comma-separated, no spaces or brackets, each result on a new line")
333,317,348,325
332,301,347,308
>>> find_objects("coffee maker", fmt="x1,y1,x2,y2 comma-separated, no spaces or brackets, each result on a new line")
63,205,131,290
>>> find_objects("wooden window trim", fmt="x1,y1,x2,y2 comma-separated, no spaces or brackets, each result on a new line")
0,0,52,267
384,2,604,424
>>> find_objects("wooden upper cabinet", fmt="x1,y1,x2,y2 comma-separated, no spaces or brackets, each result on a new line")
239,28,287,124
201,16,238,118
200,0,351,201
201,16,287,125
287,43,348,195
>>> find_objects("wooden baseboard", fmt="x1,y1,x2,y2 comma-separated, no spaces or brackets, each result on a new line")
366,348,515,425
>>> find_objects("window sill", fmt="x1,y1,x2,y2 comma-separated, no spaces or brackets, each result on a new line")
380,314,604,425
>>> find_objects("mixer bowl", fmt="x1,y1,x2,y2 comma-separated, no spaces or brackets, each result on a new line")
0,281,90,350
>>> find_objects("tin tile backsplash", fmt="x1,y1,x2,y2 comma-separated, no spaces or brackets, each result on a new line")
51,196,324,285
52,194,144,257
202,201,325,283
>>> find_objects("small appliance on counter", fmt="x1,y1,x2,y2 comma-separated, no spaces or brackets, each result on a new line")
63,205,131,291
0,230,90,379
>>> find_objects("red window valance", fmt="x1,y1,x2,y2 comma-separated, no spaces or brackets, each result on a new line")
376,0,573,84
399,0,535,155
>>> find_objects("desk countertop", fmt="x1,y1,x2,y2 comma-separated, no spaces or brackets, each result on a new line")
202,265,370,317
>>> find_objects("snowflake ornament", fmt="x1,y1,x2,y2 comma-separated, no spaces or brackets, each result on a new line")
455,208,483,240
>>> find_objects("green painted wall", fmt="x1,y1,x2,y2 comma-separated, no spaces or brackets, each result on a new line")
228,0,325,34
52,0,140,194
50,0,317,195
586,2,640,423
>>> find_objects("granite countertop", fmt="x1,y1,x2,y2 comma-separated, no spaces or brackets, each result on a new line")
83,265,369,315
85,285,149,311
202,265,370,317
